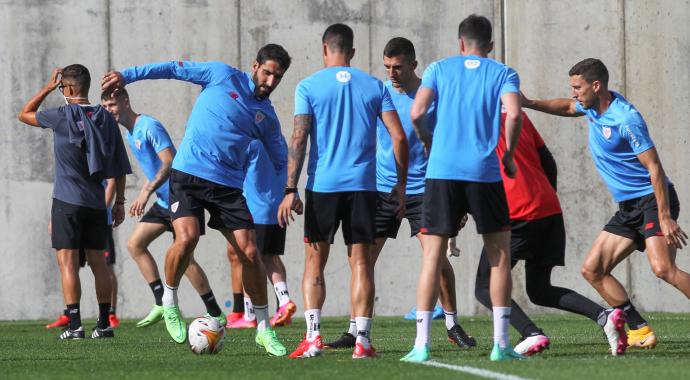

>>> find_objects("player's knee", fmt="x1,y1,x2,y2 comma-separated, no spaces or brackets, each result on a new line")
175,231,200,250
581,264,601,283
239,245,258,264
651,263,675,282
127,237,144,256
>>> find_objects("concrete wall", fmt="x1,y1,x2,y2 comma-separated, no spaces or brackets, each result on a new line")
1,0,688,320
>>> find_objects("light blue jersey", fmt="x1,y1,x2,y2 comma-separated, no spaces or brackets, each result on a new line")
243,140,286,225
295,66,396,192
576,92,659,202
122,61,287,189
126,115,175,208
376,81,435,194
421,55,519,182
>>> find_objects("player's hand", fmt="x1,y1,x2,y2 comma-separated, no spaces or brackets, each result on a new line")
129,190,150,217
44,68,62,92
278,192,303,228
418,129,432,156
502,153,518,179
101,71,126,95
113,202,125,227
520,91,532,108
660,215,688,249
391,183,406,221
447,237,460,258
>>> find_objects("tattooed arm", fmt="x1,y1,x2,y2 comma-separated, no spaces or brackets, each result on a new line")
277,114,312,227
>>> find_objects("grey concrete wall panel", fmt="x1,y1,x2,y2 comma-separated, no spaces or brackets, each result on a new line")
505,0,631,314
623,0,690,311
0,0,110,320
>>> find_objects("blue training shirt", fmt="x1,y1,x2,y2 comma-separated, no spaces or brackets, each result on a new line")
243,140,287,225
126,114,175,208
121,61,287,189
576,91,659,202
376,81,435,194
421,55,520,182
295,66,396,192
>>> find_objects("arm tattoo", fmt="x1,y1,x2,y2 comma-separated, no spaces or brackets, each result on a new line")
145,164,171,194
287,115,312,187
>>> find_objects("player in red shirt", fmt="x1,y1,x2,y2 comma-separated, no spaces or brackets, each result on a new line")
474,111,627,356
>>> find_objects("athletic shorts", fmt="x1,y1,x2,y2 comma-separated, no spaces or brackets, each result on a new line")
304,190,376,245
421,179,510,236
604,185,680,251
510,213,565,267
256,224,286,255
376,192,423,238
169,169,253,231
78,227,116,267
51,198,108,250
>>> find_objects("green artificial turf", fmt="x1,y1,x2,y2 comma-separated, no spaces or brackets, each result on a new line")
1,313,689,379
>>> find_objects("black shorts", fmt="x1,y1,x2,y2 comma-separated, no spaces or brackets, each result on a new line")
421,179,510,236
510,213,566,267
79,227,116,267
169,169,253,231
141,203,174,231
304,190,376,245
376,192,423,238
51,198,108,250
256,224,286,255
604,185,680,251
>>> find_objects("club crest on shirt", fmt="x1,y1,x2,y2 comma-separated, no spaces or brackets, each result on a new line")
336,70,351,83
601,126,612,140
76,120,85,131
255,111,265,123
464,59,481,69
171,201,179,213
135,139,142,150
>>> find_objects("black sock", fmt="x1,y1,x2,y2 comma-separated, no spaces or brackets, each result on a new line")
201,291,222,317
98,303,111,329
276,295,280,312
232,292,244,313
109,305,116,314
63,308,69,317
616,301,648,329
149,279,164,306
67,304,81,330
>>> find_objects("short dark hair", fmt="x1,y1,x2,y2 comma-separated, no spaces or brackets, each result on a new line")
383,37,416,62
100,88,128,102
322,23,354,53
62,64,91,91
568,58,609,86
458,14,492,50
256,43,292,71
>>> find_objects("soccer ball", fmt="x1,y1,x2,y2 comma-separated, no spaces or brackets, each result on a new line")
188,316,226,355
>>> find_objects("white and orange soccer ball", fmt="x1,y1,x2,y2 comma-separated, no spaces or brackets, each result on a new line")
188,316,226,355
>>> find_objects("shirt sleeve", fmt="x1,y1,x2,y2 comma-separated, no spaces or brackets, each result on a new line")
36,107,61,130
294,81,312,116
258,113,288,174
499,67,520,97
619,113,655,154
146,120,175,153
380,84,396,113
121,61,234,87
420,62,438,92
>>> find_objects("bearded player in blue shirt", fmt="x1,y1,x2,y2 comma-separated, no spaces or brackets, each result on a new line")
279,23,409,360
402,15,524,362
522,58,689,353
101,44,291,356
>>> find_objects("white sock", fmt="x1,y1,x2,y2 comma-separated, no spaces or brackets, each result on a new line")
243,296,256,321
414,310,432,349
305,309,321,341
273,282,290,307
162,283,178,308
254,304,269,332
444,310,458,330
347,319,357,336
355,317,372,349
493,306,511,348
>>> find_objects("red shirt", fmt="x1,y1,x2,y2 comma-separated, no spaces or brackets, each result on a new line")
496,112,562,221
